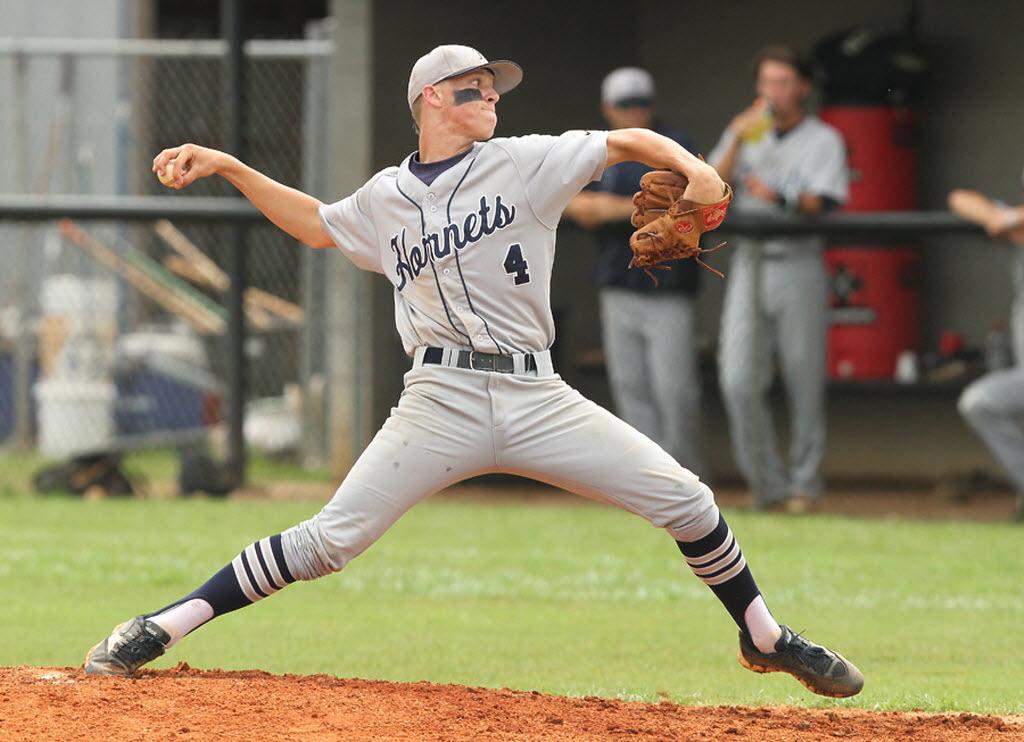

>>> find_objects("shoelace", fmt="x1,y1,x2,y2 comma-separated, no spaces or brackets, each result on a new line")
787,630,841,676
111,623,164,665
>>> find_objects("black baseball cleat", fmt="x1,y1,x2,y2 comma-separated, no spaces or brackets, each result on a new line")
738,625,864,698
84,616,170,677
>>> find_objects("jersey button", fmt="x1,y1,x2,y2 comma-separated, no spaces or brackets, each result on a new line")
430,206,438,212
456,306,464,313
443,268,451,275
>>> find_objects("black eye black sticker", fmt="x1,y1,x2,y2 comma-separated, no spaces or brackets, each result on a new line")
453,87,485,105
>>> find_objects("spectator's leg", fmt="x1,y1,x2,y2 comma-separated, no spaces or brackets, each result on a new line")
646,292,705,476
959,367,1024,501
774,255,828,500
719,254,788,505
600,288,658,439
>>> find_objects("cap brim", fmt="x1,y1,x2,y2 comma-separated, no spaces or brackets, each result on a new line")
438,60,523,95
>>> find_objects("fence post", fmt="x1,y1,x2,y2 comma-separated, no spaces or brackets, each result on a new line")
11,50,33,450
221,0,248,486
299,18,332,469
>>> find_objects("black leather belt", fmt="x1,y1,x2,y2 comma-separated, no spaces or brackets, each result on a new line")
422,347,537,374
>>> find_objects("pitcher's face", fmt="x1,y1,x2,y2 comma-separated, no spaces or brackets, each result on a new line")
437,69,500,140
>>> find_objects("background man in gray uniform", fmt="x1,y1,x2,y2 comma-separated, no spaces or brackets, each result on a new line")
83,44,862,698
709,45,848,511
564,67,705,476
950,177,1024,521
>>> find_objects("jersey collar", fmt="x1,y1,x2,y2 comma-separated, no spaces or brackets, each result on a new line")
396,141,484,205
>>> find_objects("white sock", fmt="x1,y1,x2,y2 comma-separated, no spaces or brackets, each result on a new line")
148,598,215,648
744,596,783,653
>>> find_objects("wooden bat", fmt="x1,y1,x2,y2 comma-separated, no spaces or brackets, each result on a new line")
153,219,305,324
162,255,275,330
153,219,229,291
58,219,225,335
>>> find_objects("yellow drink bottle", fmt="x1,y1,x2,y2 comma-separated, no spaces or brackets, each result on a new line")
742,102,773,143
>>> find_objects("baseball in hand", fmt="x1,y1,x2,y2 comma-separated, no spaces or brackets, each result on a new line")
157,160,176,187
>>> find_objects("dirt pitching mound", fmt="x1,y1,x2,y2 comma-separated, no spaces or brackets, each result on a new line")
2,665,1020,741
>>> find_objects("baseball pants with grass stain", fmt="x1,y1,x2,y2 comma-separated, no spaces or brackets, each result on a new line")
281,359,720,580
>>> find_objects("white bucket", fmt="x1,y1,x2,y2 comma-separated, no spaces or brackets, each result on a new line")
34,380,116,458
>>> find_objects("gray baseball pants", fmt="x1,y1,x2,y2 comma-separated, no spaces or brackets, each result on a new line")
281,361,719,580
599,288,705,477
717,248,827,505
958,366,1024,494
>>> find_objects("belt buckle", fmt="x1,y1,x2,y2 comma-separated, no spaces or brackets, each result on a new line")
469,351,495,372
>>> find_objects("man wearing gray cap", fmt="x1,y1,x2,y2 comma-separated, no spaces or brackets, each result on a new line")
84,44,862,700
565,67,705,477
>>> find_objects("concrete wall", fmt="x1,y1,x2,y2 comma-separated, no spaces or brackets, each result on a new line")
358,0,1024,481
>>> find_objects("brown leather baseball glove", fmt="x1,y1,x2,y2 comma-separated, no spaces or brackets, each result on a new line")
629,169,733,282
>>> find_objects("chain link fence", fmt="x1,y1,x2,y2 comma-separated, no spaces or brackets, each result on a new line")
0,30,333,488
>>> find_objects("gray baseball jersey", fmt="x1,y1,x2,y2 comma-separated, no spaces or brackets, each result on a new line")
709,115,848,257
319,131,608,355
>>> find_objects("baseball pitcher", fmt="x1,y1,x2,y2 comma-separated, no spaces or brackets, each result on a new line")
84,45,863,698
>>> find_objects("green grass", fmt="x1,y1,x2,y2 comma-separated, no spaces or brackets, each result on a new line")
0,492,1021,713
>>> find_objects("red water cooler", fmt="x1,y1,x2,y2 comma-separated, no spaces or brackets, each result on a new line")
820,106,921,380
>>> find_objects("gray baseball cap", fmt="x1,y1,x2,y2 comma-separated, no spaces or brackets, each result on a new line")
407,44,523,110
601,67,655,106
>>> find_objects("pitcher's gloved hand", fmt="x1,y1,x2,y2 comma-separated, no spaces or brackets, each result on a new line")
629,169,733,282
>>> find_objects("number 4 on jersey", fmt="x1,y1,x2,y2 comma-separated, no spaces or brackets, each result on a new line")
503,243,531,285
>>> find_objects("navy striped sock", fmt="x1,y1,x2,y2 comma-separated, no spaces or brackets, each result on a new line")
677,514,761,637
147,534,296,620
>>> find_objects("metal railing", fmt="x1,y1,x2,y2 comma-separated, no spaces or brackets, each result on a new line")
0,199,985,237
718,211,983,238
